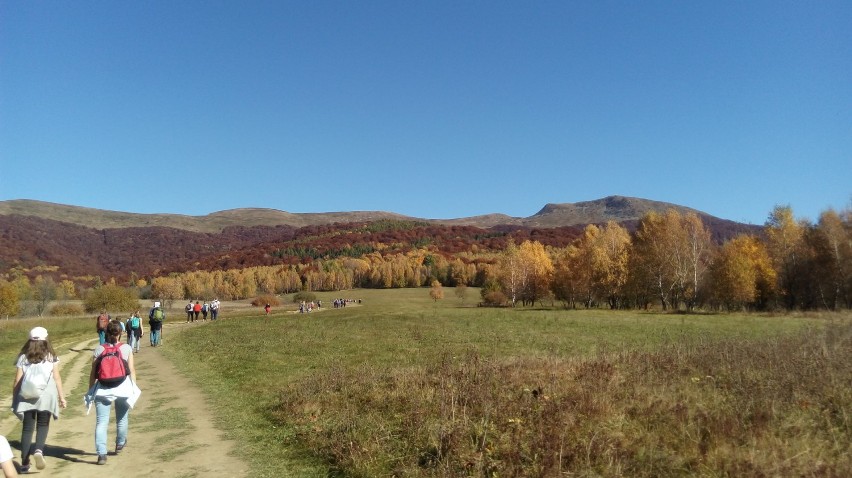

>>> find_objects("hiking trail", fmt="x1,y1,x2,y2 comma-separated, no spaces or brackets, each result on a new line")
1,323,249,477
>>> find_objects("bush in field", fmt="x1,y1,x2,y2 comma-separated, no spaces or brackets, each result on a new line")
251,294,280,307
292,291,317,303
83,285,140,313
49,304,84,316
481,290,508,307
272,322,852,477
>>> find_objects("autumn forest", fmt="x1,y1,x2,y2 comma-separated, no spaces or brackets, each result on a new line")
0,203,850,316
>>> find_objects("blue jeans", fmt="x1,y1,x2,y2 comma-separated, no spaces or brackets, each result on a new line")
150,329,161,345
95,397,129,455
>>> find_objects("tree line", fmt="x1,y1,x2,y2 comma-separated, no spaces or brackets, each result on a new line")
1,204,849,316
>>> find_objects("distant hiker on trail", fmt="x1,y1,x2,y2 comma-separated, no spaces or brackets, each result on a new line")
202,301,209,321
148,302,164,347
193,301,202,321
185,301,193,322
88,320,138,466
96,311,111,344
210,298,220,320
126,310,144,353
0,435,17,477
11,327,67,474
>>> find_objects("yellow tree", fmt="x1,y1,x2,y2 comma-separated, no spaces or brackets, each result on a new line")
708,235,776,310
551,245,584,308
517,240,554,306
589,221,632,309
631,211,676,309
60,280,77,300
681,213,713,310
765,205,805,308
151,276,184,310
499,241,522,307
0,280,21,318
429,280,444,302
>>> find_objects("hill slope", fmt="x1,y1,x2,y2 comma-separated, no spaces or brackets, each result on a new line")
0,196,759,282
1,195,727,231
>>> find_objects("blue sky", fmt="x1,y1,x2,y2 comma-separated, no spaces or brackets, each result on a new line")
1,1,849,225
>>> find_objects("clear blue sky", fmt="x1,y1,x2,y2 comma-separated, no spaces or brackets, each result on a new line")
1,1,849,225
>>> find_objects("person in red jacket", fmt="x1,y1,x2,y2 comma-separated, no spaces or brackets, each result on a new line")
192,301,202,321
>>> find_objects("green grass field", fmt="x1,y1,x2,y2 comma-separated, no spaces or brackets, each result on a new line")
3,289,849,477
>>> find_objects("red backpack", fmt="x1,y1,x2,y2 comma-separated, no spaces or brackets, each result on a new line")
95,343,129,387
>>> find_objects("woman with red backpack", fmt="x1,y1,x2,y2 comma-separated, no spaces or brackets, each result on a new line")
88,320,137,465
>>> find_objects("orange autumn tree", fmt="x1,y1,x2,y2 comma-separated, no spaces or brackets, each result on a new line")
707,235,776,310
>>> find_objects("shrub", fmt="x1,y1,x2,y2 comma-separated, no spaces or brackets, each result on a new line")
83,285,140,313
251,294,280,307
482,290,508,307
292,291,317,303
49,304,84,316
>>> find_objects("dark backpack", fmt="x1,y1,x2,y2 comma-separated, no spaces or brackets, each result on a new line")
95,343,129,388
97,313,110,331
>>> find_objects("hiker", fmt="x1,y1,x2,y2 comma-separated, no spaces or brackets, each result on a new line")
264,303,271,315
89,320,137,465
116,318,126,342
0,435,18,477
210,298,220,320
126,310,144,353
201,301,209,321
185,301,193,322
11,327,67,473
96,311,111,344
193,301,202,321
148,301,165,346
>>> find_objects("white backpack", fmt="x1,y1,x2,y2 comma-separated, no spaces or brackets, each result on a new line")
19,360,53,400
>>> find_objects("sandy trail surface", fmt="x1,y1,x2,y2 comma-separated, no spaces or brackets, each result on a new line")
1,323,249,477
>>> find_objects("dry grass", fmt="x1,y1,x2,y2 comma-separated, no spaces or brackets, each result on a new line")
273,322,852,477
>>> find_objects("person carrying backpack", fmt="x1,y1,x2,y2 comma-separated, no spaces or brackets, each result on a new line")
126,310,144,353
89,320,137,465
0,435,18,477
96,311,111,345
11,327,68,473
149,301,165,346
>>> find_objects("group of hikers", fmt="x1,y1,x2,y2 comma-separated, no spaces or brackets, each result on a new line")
0,302,171,475
184,299,220,322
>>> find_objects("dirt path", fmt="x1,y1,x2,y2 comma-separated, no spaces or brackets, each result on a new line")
2,324,249,477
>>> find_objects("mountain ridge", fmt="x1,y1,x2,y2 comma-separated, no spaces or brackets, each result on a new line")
0,195,725,232
0,196,760,282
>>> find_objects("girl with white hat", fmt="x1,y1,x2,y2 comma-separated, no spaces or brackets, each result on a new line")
11,327,67,473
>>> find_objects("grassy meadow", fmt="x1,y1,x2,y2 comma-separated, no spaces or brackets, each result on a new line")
155,288,850,477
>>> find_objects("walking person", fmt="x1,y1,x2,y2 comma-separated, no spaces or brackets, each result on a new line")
148,301,165,346
89,321,137,465
11,327,68,473
126,310,144,353
201,301,209,321
210,298,220,320
0,435,18,477
193,301,202,321
96,311,110,344
185,301,193,322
